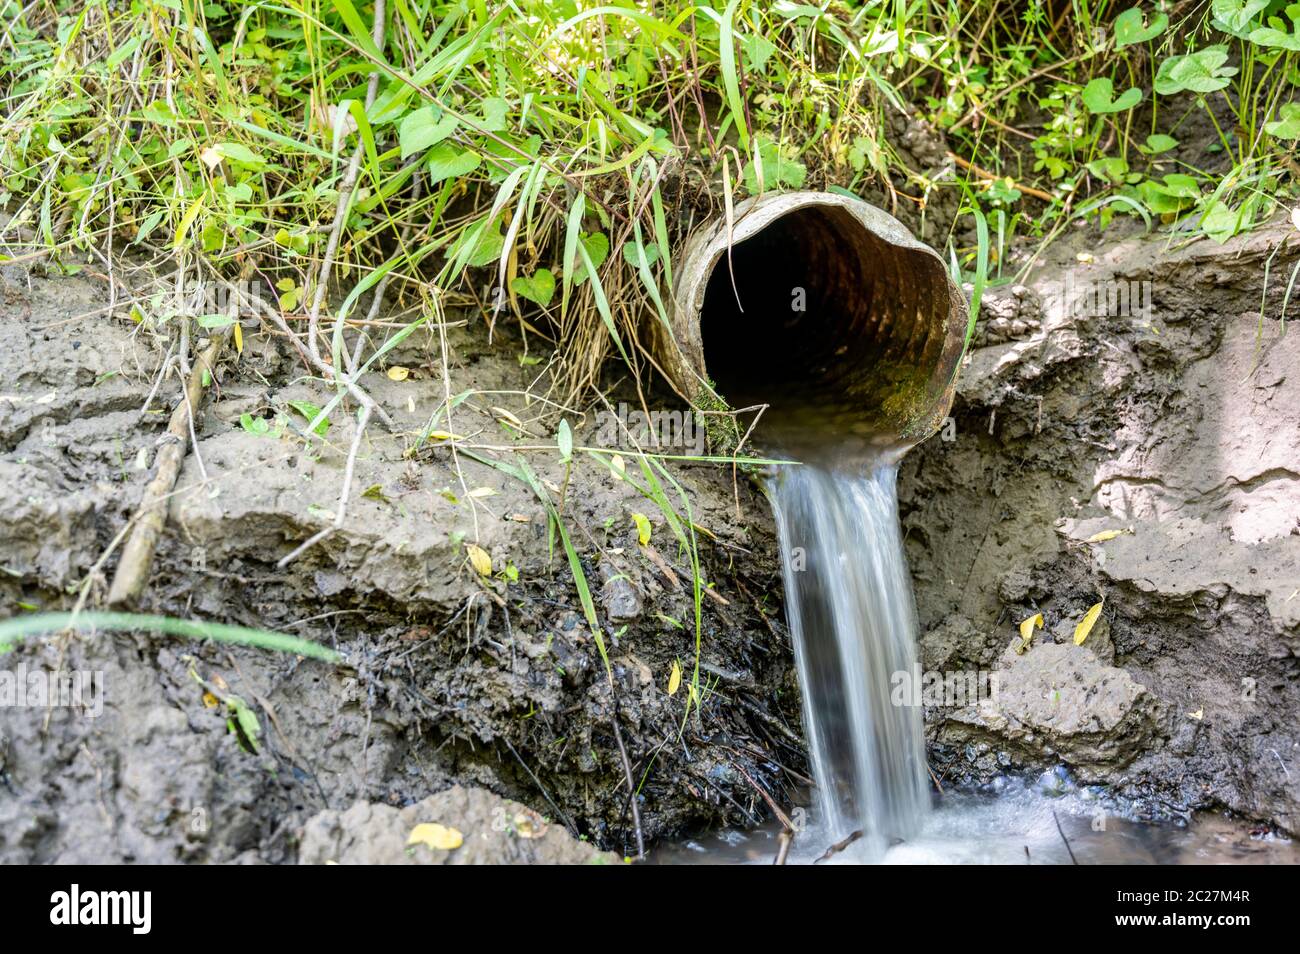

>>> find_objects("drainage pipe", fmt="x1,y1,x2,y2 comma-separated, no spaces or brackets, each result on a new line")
663,192,966,451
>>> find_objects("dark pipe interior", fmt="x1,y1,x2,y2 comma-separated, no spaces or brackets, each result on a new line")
700,206,952,451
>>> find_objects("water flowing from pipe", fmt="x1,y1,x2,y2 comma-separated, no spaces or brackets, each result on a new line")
767,455,930,860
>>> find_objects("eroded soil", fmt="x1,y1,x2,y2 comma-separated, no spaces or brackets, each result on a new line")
901,218,1300,833
1,212,1297,863
0,267,802,862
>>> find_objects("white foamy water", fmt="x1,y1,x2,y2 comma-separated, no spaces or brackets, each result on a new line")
767,458,929,860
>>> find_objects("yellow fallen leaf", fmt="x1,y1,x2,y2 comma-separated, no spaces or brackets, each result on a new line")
631,512,651,546
610,455,626,480
467,486,498,498
1085,528,1129,543
667,659,682,696
407,823,463,851
1074,600,1104,646
233,321,243,355
492,406,525,429
466,544,492,577
690,521,718,542
1016,613,1042,654
387,366,410,381
426,430,464,442
202,691,220,709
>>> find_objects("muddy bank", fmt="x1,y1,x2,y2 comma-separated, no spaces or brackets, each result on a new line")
1,212,1297,862
0,269,802,862
900,218,1300,833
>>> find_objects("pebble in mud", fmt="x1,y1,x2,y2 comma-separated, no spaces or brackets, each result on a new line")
598,556,643,623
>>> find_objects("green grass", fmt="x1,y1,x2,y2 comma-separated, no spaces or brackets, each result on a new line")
2,3,1294,402
0,611,341,661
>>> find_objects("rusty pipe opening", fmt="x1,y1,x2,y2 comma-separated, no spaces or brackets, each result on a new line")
665,193,966,453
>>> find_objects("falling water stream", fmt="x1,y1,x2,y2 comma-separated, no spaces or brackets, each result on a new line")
658,194,1294,864
767,456,928,860
658,449,1299,865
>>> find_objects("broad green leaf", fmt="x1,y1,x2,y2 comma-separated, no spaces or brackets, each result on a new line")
1154,47,1237,96
570,232,609,285
239,413,272,437
1138,133,1179,154
742,34,777,73
211,142,265,167
425,144,481,184
1114,7,1168,46
1086,157,1129,184
480,97,509,131
1264,102,1300,139
1211,0,1270,35
287,400,330,436
743,137,807,192
398,107,457,159
1250,7,1300,51
224,694,261,753
1200,199,1243,243
1081,77,1143,113
446,217,504,268
621,241,660,268
511,268,556,306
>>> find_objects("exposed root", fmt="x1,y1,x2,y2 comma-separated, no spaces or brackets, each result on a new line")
276,403,372,569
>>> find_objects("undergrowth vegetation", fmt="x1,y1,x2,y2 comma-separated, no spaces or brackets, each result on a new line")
2,0,1296,415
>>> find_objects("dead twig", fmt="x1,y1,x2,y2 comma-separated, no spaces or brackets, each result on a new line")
814,829,863,863
948,152,1056,203
606,682,646,861
1052,810,1079,865
774,829,792,866
106,328,230,605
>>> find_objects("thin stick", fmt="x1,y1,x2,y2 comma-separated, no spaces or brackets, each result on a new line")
276,403,371,568
502,737,577,835
306,0,387,366
774,829,792,866
814,829,863,863
107,328,230,605
606,686,645,861
1052,810,1079,865
948,152,1056,203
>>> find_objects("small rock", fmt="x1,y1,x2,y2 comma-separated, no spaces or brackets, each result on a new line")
598,558,643,623
298,786,619,865
951,642,1161,776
